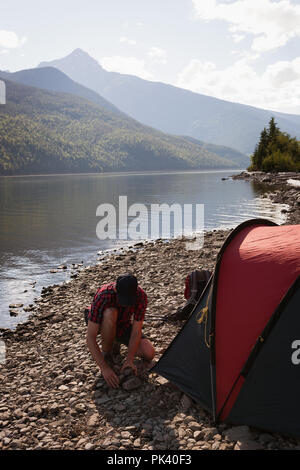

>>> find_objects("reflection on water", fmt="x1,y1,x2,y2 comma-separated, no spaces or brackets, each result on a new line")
0,170,288,328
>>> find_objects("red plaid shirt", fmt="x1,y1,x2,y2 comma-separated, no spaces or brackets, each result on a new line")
88,282,147,337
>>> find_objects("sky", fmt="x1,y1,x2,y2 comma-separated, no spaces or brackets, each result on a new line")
0,0,300,114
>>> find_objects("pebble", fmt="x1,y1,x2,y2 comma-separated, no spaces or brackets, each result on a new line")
85,443,94,450
9,310,19,317
180,394,192,411
87,414,99,427
134,438,141,447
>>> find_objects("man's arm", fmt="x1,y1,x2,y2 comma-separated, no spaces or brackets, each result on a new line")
86,320,119,388
121,320,143,374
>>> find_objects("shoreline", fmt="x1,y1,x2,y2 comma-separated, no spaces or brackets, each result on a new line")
0,168,243,179
1,230,225,332
0,175,299,450
1,191,287,332
232,171,300,225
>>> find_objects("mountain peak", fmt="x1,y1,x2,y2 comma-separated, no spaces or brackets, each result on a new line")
67,48,100,67
69,48,90,58
39,48,103,71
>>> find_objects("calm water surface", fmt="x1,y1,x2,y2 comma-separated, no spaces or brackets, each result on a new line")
0,170,287,328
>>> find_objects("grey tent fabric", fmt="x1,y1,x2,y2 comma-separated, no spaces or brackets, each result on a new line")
152,286,213,412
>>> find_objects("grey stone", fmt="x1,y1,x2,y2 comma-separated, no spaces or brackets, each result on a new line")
87,413,99,427
28,405,43,417
189,421,201,431
85,443,94,450
259,433,274,444
122,376,142,391
224,425,252,442
180,394,192,411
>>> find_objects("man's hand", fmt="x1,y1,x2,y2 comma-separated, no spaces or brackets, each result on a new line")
86,321,120,388
101,365,119,388
121,358,137,376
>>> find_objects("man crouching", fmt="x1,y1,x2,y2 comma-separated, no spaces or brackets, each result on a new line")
86,273,155,388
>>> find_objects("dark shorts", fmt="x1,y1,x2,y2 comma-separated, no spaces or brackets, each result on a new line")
84,308,147,346
116,325,147,346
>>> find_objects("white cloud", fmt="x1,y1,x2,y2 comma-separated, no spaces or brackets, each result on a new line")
177,55,300,113
148,47,167,64
192,0,300,53
100,56,154,80
0,31,27,49
264,58,300,87
231,33,245,43
120,36,137,46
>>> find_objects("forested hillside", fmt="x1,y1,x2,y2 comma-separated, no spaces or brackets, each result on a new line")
0,79,236,175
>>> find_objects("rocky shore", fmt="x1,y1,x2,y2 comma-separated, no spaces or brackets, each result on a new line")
0,173,299,451
232,171,300,225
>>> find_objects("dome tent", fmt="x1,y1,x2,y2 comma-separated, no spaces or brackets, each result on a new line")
152,219,300,437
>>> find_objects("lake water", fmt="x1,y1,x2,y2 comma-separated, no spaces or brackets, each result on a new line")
0,170,288,329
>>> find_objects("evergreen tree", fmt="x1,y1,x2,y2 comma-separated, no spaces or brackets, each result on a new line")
256,127,268,169
268,117,279,142
248,117,300,172
250,127,268,170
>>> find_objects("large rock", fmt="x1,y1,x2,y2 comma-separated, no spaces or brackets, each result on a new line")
122,376,142,391
224,425,252,442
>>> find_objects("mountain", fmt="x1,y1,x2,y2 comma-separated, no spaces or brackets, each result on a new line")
0,78,238,175
179,136,248,170
0,66,120,114
39,48,300,155
0,67,249,169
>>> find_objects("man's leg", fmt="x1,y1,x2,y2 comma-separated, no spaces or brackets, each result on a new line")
136,338,155,362
100,307,118,354
118,326,155,362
